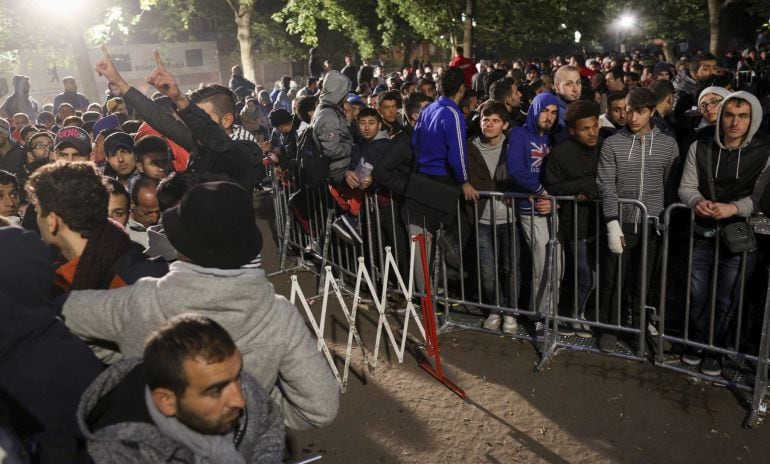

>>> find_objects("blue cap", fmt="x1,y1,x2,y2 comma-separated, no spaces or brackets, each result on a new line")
347,93,364,106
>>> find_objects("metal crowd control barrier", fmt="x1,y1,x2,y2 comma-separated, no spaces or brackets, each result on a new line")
656,203,770,426
268,170,770,426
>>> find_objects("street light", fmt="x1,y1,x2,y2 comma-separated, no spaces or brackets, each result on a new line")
617,13,636,53
618,14,635,31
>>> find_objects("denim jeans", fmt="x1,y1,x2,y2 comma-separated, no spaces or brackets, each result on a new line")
477,223,519,311
689,238,755,348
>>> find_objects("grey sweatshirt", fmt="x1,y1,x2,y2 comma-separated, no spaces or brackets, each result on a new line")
597,125,678,226
679,90,770,216
62,261,339,431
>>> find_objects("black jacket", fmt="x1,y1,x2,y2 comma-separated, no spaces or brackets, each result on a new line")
0,227,103,464
122,87,196,154
178,102,264,193
542,137,600,240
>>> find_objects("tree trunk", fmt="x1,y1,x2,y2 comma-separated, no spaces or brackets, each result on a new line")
708,0,724,56
71,28,98,103
462,0,473,58
234,0,256,83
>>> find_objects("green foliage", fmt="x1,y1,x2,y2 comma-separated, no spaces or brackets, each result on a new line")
273,0,378,57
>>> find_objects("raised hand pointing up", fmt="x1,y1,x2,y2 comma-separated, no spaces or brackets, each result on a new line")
146,49,187,109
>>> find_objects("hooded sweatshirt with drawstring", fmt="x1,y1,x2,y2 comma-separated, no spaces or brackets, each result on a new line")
678,91,770,228
597,112,678,227
507,92,561,215
311,70,354,183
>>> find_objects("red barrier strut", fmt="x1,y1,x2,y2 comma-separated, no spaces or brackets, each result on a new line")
413,234,465,398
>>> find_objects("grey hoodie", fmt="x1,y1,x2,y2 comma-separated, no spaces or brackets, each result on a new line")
62,261,339,431
311,70,353,182
78,358,284,464
0,75,39,119
679,91,770,217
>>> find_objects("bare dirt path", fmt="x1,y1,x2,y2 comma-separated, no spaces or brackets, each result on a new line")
254,196,770,464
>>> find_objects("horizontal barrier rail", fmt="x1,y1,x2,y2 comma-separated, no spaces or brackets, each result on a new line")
268,169,770,426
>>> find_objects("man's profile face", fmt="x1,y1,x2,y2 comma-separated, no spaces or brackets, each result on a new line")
343,102,355,123
696,60,717,80
605,73,625,92
378,98,398,124
358,116,381,140
607,98,627,127
420,83,436,99
0,183,20,217
508,84,522,109
536,104,558,133
555,70,581,102
137,153,171,180
131,185,160,228
623,75,639,89
107,148,137,177
196,101,229,130
721,99,751,144
569,115,599,148
175,353,246,435
108,193,129,227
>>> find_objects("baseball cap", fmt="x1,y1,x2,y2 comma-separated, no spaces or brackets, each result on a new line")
104,132,134,155
54,126,92,155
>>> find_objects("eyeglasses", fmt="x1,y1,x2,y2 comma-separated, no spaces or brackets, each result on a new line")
32,143,53,151
699,99,723,111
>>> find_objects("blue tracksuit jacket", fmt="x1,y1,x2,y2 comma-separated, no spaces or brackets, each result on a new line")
411,96,469,184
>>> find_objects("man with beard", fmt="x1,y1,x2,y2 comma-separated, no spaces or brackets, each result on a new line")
78,314,284,463
508,92,562,336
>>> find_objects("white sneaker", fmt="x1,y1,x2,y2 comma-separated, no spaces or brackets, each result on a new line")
502,316,518,335
483,313,501,331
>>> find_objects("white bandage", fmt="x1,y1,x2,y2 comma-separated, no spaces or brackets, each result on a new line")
607,220,624,254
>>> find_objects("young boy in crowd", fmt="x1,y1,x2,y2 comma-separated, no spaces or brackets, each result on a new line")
330,107,391,243
134,135,173,181
104,131,140,191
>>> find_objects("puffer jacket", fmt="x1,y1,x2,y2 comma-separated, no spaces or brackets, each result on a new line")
311,71,353,184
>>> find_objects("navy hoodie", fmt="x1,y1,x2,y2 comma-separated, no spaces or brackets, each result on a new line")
507,92,561,214
0,227,103,464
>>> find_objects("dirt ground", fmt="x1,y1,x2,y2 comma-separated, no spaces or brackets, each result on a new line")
254,196,770,464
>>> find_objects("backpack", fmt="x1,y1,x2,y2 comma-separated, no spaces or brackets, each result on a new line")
296,125,329,188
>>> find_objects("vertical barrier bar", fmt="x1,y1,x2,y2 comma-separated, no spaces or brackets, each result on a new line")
746,276,770,427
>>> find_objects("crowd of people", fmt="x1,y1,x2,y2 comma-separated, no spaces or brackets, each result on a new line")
2,39,770,462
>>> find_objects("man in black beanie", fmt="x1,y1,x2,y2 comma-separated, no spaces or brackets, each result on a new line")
61,181,340,431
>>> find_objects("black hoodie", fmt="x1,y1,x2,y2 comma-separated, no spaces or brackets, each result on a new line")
0,227,103,464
